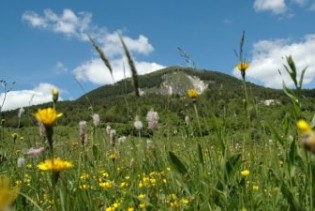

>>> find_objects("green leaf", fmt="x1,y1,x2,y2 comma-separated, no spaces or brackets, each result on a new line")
92,144,99,160
197,144,204,167
299,67,307,89
288,139,301,170
225,153,242,181
283,83,297,103
168,151,188,175
268,123,284,146
281,182,305,211
311,114,315,128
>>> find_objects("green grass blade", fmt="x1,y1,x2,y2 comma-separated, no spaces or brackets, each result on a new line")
88,35,114,82
168,151,188,175
119,35,140,97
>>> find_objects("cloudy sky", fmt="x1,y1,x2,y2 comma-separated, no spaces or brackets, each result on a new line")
1,0,315,110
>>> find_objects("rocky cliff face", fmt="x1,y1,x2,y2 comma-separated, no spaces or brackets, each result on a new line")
159,71,208,96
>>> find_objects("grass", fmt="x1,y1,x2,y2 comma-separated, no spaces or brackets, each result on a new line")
1,42,315,211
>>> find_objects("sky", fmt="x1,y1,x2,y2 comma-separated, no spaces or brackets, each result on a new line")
1,0,315,111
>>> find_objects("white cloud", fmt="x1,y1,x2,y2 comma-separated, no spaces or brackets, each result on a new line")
0,83,62,111
253,0,315,14
292,0,308,6
22,9,91,39
103,33,154,56
233,34,315,88
22,9,164,85
254,0,287,14
73,57,165,85
22,9,154,55
53,62,68,74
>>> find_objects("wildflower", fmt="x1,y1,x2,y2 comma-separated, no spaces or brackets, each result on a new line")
127,208,135,211
297,120,315,153
120,182,128,188
79,121,88,145
80,173,89,180
237,62,249,72
17,157,25,168
129,158,135,168
37,158,73,173
18,107,25,118
146,139,153,151
108,151,119,160
11,133,18,143
0,176,20,211
146,108,159,130
79,184,90,190
35,107,62,127
181,198,189,205
297,120,312,133
99,181,112,189
92,113,100,127
118,136,126,145
106,125,111,135
109,129,116,146
25,147,45,157
236,62,249,80
134,115,143,130
185,115,190,126
52,88,59,103
241,169,250,177
187,89,199,99
253,184,259,191
139,202,147,209
138,194,146,200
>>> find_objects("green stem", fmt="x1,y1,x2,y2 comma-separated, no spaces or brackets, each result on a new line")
193,102,202,137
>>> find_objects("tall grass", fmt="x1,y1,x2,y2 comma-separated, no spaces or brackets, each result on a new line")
1,36,314,211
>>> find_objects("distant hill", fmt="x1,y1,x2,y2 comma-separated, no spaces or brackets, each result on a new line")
77,66,277,100
2,66,315,134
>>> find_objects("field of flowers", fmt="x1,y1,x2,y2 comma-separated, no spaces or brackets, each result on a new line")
1,36,315,211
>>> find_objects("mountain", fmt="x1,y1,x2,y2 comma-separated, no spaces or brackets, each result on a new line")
78,66,275,100
2,66,315,134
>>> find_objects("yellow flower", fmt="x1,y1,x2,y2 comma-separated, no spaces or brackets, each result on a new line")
99,181,112,189
35,107,62,126
241,169,250,177
236,62,249,72
0,176,20,210
297,120,312,133
52,88,59,102
253,184,259,191
187,89,199,99
80,173,89,180
11,133,19,140
139,202,147,209
138,194,146,200
181,198,189,205
37,158,73,173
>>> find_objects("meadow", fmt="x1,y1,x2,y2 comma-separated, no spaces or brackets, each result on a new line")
1,37,315,211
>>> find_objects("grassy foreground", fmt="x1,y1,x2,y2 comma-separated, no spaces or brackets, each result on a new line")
1,55,315,210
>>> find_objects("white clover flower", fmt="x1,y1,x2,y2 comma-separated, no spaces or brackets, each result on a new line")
134,115,143,130
146,108,159,130
79,121,88,145
25,147,45,157
93,113,100,127
17,157,25,168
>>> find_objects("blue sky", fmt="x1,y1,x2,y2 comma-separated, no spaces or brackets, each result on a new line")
1,0,315,110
